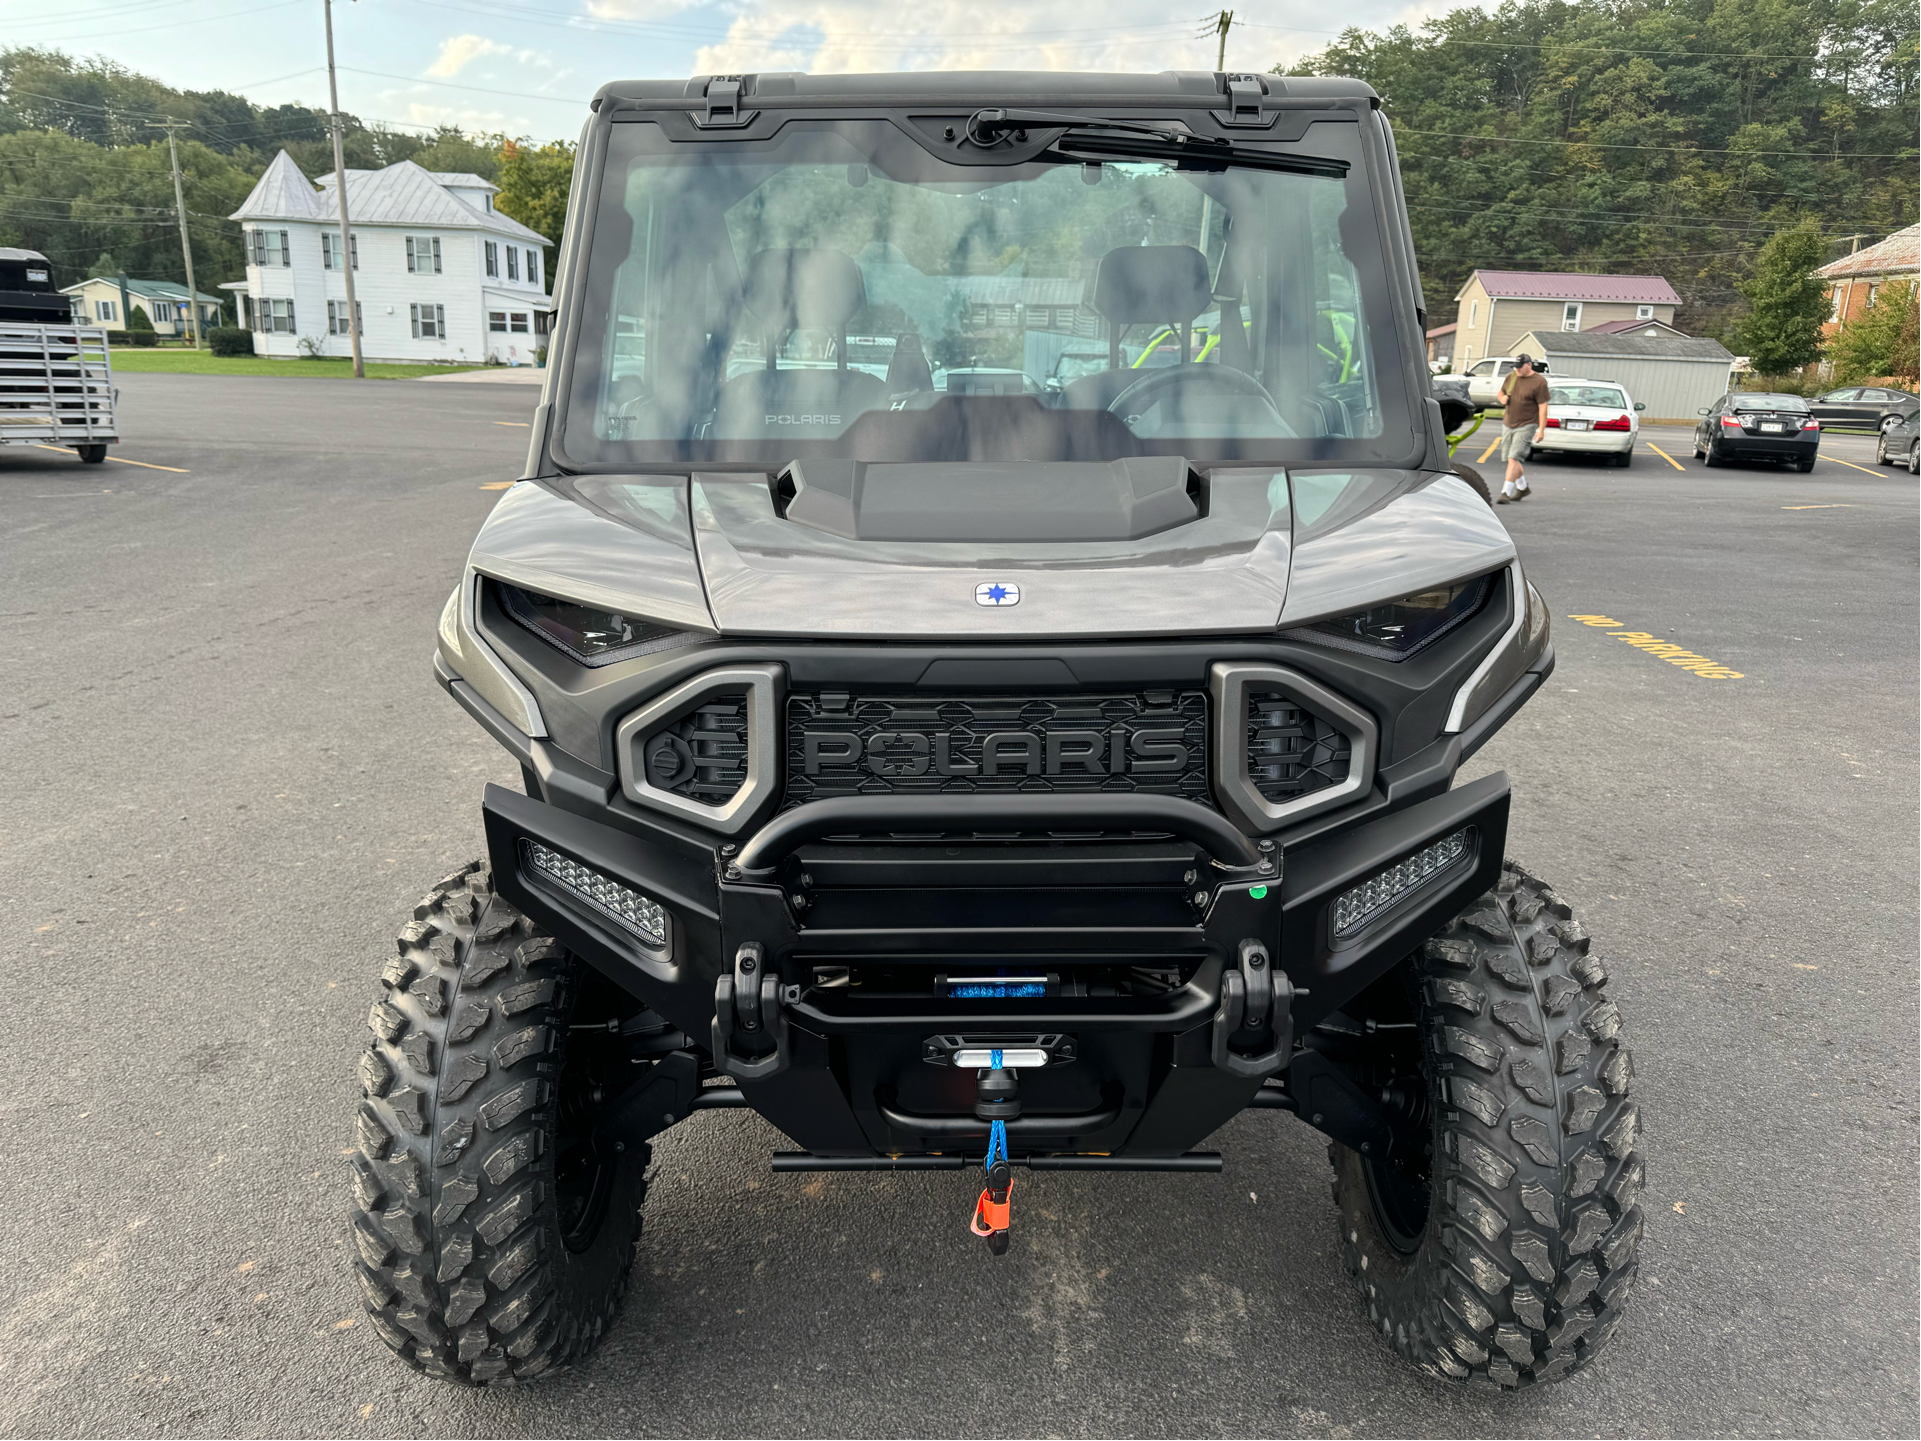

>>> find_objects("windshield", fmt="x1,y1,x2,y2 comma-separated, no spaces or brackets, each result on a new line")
560,118,1410,468
1550,385,1628,407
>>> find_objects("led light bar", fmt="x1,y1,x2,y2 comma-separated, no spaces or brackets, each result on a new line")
524,840,668,949
947,978,1049,1000
952,1048,1049,1069
1331,827,1474,937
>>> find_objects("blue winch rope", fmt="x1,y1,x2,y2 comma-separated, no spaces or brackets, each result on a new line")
985,1118,1007,1173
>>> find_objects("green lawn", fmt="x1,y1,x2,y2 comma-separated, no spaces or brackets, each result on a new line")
105,349,490,380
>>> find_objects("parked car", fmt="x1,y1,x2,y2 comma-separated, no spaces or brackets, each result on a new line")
1694,392,1820,470
1529,378,1644,466
1807,385,1919,433
1876,410,1919,472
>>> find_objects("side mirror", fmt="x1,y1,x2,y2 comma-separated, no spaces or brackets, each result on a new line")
1697,408,1710,415
1634,403,1646,411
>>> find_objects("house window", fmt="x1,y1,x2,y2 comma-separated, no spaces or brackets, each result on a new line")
509,312,530,333
327,300,362,336
260,298,296,334
485,240,499,278
411,303,447,339
527,250,539,288
406,236,443,275
484,194,493,212
322,231,359,269
1467,300,1479,331
1636,304,1654,319
489,311,508,332
506,246,519,281
1562,302,1582,331
250,229,290,267
96,298,118,322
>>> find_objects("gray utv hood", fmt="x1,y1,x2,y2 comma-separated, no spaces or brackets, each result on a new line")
468,467,1513,641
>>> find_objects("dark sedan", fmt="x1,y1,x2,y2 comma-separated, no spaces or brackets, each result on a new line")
1694,393,1821,470
1809,385,1919,433
1876,410,1920,473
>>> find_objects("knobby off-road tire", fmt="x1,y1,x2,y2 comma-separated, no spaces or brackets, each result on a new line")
1451,461,1495,507
1332,862,1644,1388
351,862,646,1385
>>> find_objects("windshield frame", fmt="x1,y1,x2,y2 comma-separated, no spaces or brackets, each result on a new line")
542,100,1430,476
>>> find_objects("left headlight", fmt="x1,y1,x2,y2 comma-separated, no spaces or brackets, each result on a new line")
1292,574,1494,659
500,582,697,667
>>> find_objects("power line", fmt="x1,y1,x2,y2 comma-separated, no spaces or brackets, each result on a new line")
1392,124,1916,160
1249,18,1905,63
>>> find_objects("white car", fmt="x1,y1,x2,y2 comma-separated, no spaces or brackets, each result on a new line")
1433,355,1529,408
1529,377,1644,466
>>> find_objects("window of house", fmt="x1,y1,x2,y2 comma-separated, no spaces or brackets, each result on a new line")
485,193,494,212
1562,301,1582,331
527,250,539,288
1636,304,1654,319
506,246,519,281
1866,283,1880,306
411,303,447,339
322,231,359,269
327,299,362,336
1468,300,1479,330
509,312,530,333
406,236,443,274
260,298,295,333
489,311,508,332
485,240,499,278
96,298,118,322
250,229,290,267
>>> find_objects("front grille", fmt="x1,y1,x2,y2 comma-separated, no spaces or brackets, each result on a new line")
1246,690,1351,802
784,691,1211,812
640,693,749,804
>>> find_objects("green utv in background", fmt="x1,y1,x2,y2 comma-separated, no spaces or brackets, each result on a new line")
354,70,1641,1390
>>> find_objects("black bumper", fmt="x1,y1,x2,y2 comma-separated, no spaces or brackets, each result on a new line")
481,771,1509,1160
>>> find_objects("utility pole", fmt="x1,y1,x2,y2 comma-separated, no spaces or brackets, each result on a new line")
324,0,364,378
1199,9,1236,70
147,120,202,349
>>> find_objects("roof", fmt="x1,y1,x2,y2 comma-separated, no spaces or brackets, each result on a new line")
0,247,48,262
1516,330,1733,362
318,170,498,194
1583,317,1688,337
1426,322,1457,337
230,152,548,243
60,276,224,304
1458,269,1682,304
594,71,1377,107
1817,224,1920,281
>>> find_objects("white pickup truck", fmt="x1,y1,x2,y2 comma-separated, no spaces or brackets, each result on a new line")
1434,355,1540,409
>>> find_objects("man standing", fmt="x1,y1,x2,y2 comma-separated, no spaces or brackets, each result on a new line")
1495,354,1550,503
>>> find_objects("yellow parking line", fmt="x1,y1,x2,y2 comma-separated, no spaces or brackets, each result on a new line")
1644,443,1686,471
1783,504,1853,510
1476,436,1500,463
1822,454,1887,477
33,443,188,473
491,421,531,428
479,481,514,490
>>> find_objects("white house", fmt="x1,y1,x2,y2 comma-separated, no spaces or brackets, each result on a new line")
229,151,552,365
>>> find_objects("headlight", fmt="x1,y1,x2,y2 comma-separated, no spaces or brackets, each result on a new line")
499,582,695,666
1291,574,1493,659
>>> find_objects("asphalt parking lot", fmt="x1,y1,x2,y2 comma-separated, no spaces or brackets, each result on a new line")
3,375,1915,1438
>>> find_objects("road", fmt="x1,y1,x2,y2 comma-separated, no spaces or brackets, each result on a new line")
2,376,1915,1438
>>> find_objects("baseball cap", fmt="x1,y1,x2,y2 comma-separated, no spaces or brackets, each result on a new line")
1515,353,1534,366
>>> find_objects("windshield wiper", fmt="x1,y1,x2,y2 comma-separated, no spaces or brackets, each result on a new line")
966,107,1350,180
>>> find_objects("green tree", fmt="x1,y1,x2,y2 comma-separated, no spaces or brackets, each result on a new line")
496,138,575,291
1734,220,1831,376
126,300,153,330
1829,278,1917,381
86,251,117,277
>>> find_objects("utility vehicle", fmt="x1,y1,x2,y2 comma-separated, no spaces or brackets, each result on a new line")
353,70,1643,1390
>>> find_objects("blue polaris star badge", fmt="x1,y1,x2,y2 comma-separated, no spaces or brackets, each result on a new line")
975,581,1021,607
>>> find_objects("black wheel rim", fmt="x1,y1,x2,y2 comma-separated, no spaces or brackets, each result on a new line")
553,1135,616,1254
1361,1150,1431,1256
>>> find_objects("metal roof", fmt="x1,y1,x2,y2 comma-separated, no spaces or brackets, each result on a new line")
1817,224,1919,280
1582,317,1688,337
1458,270,1682,304
1518,330,1732,361
60,276,224,304
230,152,549,243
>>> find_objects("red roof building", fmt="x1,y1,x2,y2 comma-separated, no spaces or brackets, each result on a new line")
1448,270,1680,368
1815,225,1919,339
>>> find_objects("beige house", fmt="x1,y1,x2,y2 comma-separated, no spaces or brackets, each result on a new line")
1451,271,1680,367
60,276,224,336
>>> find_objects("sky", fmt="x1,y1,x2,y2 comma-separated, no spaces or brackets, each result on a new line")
0,0,1500,144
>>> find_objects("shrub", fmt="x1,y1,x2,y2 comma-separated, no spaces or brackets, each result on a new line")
208,327,252,357
126,304,155,333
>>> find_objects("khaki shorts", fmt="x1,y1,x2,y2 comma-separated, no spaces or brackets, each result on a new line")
1499,423,1539,461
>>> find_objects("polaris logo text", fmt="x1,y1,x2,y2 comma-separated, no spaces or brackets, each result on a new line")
764,414,841,426
801,727,1189,778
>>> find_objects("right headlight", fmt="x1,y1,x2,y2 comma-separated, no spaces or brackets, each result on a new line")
499,582,698,667
1289,574,1494,659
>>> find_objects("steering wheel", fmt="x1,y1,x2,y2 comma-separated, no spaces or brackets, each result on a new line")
1105,363,1282,425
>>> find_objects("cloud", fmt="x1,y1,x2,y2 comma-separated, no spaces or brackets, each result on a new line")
427,34,515,78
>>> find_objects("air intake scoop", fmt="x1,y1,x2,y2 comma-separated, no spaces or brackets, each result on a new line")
776,457,1203,543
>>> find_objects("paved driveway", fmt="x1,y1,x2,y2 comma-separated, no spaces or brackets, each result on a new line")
2,376,1915,1437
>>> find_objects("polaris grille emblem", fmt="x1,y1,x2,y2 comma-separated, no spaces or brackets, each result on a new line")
975,582,1020,607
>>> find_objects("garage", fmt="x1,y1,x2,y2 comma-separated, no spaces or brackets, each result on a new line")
1512,329,1736,423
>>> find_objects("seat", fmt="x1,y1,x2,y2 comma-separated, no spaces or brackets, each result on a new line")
885,332,934,395
1061,245,1215,413
714,249,889,439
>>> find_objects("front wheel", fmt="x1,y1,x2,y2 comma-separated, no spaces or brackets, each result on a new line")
78,444,107,464
1330,862,1644,1388
352,863,648,1385
1702,441,1723,468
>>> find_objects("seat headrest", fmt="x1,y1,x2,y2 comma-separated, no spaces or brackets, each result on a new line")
741,248,867,335
1092,245,1213,326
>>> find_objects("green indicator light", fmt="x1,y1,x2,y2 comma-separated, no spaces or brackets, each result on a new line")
1248,885,1268,899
